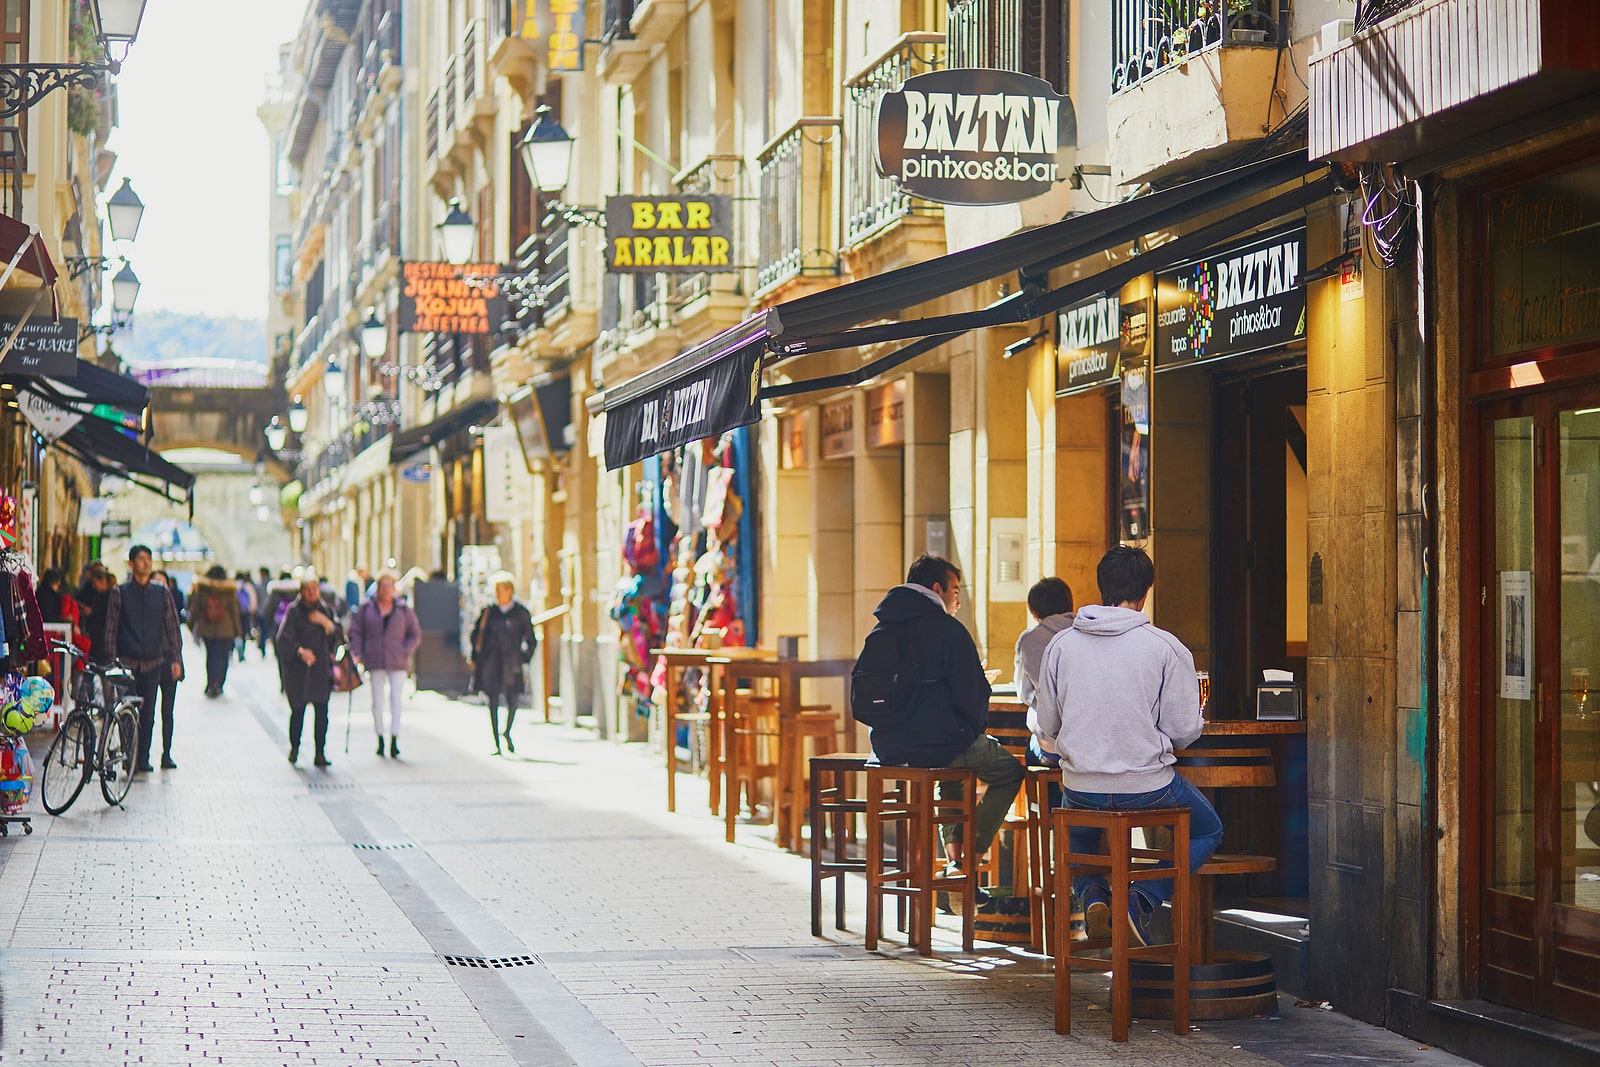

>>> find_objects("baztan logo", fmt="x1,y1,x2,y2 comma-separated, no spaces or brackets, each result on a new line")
1059,295,1119,387
876,68,1076,207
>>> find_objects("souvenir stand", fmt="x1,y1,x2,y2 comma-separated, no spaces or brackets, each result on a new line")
0,490,57,835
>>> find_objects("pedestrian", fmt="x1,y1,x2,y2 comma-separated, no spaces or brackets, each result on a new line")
276,573,339,767
80,562,116,664
349,569,421,758
149,571,184,764
468,571,536,755
105,545,184,772
234,572,258,662
37,569,92,654
1032,545,1223,946
188,565,242,698
852,555,1022,893
254,567,273,657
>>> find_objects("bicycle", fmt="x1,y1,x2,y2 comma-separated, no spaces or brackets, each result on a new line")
39,643,142,813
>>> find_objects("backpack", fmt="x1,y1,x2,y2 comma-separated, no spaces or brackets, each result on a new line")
202,590,226,625
850,622,922,728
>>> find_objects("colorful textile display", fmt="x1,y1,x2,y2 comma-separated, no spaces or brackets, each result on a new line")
0,735,31,814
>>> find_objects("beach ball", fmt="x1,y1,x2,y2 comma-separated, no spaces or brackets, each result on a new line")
18,676,54,721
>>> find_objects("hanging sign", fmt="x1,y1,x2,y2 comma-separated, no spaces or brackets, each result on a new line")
604,196,734,273
601,338,763,470
400,463,432,483
1156,224,1306,367
819,399,854,460
100,518,132,539
483,426,537,523
866,380,905,448
397,261,512,334
515,0,586,72
875,69,1077,206
78,497,109,536
0,316,78,376
1055,293,1121,396
17,391,82,441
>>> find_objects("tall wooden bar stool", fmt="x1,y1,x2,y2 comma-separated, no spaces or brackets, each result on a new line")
810,752,870,936
725,688,781,842
865,766,977,956
1024,764,1061,953
1053,806,1192,1043
777,706,838,853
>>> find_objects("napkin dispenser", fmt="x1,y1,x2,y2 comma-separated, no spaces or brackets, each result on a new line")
1256,669,1302,721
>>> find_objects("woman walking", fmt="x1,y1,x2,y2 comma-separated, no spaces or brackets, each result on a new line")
277,573,338,767
188,565,242,697
349,569,421,758
469,572,537,755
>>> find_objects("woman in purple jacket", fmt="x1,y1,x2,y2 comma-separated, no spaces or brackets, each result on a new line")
348,570,422,758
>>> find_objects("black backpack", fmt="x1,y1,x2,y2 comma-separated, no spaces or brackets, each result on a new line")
851,622,922,728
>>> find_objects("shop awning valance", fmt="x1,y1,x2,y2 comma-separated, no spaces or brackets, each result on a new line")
20,360,150,418
0,213,58,289
52,413,195,504
390,396,500,463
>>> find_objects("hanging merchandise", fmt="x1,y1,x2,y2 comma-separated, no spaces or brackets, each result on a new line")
0,736,31,815
0,544,48,670
0,493,16,549
612,473,669,721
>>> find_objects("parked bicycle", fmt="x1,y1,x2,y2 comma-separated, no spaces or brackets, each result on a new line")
39,642,141,813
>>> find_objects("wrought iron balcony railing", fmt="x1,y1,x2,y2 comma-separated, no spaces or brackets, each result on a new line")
1111,0,1279,94
425,89,440,159
842,32,945,249
757,117,841,294
670,153,747,308
602,0,636,42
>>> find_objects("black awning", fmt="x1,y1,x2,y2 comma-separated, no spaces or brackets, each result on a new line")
390,397,500,462
763,150,1326,346
600,329,765,470
53,415,194,503
20,359,150,415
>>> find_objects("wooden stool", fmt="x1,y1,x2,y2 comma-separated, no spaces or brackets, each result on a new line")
778,707,838,853
865,766,978,956
1024,765,1060,953
810,752,870,936
1053,806,1192,1043
725,689,780,842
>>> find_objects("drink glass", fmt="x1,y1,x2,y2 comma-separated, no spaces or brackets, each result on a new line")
1197,671,1210,718
1574,667,1591,719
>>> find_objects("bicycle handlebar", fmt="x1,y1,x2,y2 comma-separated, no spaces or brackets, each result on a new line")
48,642,130,676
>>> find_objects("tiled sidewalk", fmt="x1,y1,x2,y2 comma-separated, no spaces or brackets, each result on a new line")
0,648,1470,1066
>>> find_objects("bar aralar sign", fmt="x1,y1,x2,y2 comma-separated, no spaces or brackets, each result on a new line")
604,195,734,274
397,261,511,335
875,68,1076,206
603,338,764,469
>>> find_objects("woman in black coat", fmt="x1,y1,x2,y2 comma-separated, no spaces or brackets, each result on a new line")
470,571,537,755
276,575,339,767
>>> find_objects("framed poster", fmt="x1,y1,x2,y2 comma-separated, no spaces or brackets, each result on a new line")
1500,570,1532,700
1119,366,1150,542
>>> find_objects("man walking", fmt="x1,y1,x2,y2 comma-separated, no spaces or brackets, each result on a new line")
105,545,184,772
855,554,1022,885
1032,545,1223,945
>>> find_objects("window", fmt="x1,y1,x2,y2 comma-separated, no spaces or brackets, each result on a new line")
275,136,294,195
1,0,26,64
947,0,1067,93
275,237,292,291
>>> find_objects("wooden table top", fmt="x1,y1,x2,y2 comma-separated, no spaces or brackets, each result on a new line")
651,647,776,663
987,697,1306,737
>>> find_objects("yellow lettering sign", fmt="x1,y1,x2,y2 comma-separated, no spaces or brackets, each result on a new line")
686,201,711,229
631,202,656,229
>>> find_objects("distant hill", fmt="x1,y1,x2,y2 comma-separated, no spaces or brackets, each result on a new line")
115,311,267,365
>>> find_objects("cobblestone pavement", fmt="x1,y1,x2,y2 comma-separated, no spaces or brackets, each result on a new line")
0,647,1472,1066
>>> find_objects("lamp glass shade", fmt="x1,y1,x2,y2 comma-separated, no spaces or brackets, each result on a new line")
110,262,140,315
256,504,273,522
437,199,476,265
106,178,144,243
287,401,309,434
324,359,346,400
519,107,575,195
264,418,288,451
92,0,149,42
360,311,386,359
248,483,266,507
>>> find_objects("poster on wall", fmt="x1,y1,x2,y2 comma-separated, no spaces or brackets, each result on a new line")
1155,224,1306,367
1500,570,1532,700
1119,366,1150,542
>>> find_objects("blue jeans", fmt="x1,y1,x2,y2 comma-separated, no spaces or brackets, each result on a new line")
1062,774,1224,912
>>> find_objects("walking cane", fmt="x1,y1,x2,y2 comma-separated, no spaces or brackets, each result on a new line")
345,686,353,754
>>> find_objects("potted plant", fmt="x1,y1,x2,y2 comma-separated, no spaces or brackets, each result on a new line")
1226,0,1273,43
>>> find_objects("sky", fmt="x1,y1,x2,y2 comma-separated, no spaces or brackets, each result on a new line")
104,0,308,320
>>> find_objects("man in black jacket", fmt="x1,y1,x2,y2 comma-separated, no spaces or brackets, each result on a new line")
864,554,1023,877
106,545,185,773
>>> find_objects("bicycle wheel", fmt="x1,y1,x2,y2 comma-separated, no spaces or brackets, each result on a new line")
100,702,140,807
40,713,93,815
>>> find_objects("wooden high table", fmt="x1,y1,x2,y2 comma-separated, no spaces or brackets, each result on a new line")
712,657,856,846
654,647,773,813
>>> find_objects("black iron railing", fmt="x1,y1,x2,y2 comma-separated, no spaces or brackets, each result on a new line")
757,117,841,293
602,0,635,41
425,90,440,159
0,126,22,218
461,21,480,112
948,0,1022,70
843,33,944,248
442,57,457,137
671,154,746,306
1111,0,1278,93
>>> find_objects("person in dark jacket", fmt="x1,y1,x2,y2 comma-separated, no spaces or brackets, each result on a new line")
80,563,116,664
469,572,537,755
349,570,421,759
105,545,185,772
149,571,186,766
276,574,339,767
188,565,242,697
862,554,1022,878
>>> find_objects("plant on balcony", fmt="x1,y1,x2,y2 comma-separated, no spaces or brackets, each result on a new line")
66,0,104,138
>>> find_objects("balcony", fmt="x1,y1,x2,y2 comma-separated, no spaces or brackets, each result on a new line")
356,11,403,137
1309,0,1600,162
842,33,945,250
756,117,841,297
425,90,440,160
668,154,749,327
1105,0,1297,186
599,0,650,86
458,20,495,140
0,126,23,218
442,57,458,143
629,0,686,49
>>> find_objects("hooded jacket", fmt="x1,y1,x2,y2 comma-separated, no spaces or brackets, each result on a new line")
1032,604,1202,794
862,584,991,768
188,578,242,640
1014,611,1074,753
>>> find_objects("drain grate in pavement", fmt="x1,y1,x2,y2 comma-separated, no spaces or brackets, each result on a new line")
307,781,360,791
441,953,540,969
352,841,417,851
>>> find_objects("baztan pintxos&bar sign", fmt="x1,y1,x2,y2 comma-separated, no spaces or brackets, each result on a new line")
1155,225,1306,367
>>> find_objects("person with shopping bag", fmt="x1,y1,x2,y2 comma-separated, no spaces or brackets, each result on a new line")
348,569,421,759
468,572,537,756
276,573,341,767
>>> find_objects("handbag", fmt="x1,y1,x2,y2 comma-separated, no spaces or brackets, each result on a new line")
330,643,364,693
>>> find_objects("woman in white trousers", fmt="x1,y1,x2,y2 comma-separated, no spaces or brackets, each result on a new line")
347,570,422,758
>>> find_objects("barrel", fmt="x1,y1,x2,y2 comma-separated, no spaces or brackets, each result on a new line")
973,894,1032,945
1173,737,1276,789
1129,950,1278,1020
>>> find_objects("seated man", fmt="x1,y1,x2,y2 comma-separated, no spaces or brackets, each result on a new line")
1033,545,1223,945
855,554,1023,890
1014,576,1075,765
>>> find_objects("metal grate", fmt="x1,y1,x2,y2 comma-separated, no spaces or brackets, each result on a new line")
351,841,416,850
306,781,360,791
441,954,539,969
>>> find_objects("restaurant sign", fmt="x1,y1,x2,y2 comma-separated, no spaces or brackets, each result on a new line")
866,379,905,448
514,0,586,72
604,196,734,273
1488,161,1600,358
0,316,78,376
1055,294,1120,395
1155,224,1306,368
875,68,1076,207
601,338,764,470
397,261,511,335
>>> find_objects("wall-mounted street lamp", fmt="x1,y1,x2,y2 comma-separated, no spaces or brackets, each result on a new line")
287,397,309,434
0,0,151,118
437,199,477,265
264,416,289,452
518,105,602,226
323,357,346,400
105,178,145,243
360,309,387,359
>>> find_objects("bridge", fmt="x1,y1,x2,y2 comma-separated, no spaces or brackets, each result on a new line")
135,360,291,482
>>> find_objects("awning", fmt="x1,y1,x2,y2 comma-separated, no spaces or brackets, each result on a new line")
390,396,500,462
52,413,195,504
20,359,150,418
0,213,59,289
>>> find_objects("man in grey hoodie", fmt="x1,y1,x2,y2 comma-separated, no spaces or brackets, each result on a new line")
1032,545,1223,945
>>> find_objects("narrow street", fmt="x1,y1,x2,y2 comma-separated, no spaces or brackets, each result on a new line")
0,646,1469,1067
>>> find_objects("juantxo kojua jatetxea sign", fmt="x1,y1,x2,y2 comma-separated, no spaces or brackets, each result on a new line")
397,262,511,334
604,196,734,273
1155,224,1306,368
875,69,1076,206
602,339,764,469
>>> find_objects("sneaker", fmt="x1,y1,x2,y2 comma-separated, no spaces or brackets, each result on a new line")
939,863,991,905
160,756,177,770
313,753,331,768
1082,884,1112,940
1127,896,1155,947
